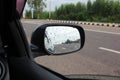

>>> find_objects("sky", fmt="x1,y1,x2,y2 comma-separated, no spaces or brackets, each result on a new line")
23,0,95,17
44,0,95,11
24,0,95,12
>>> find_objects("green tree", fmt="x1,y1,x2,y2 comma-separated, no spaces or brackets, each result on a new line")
87,0,93,20
39,11,49,19
65,39,71,44
39,0,120,23
76,2,86,13
87,0,92,11
25,10,32,19
27,0,46,19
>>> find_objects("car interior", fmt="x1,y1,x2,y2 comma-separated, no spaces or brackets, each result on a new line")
1,0,120,80
0,0,84,80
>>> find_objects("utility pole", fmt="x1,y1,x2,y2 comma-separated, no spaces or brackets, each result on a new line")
31,1,34,19
49,0,51,20
31,8,34,19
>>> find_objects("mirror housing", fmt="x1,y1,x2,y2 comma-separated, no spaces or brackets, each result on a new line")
31,23,85,57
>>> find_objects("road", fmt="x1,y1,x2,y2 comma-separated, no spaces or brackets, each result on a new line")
22,20,120,76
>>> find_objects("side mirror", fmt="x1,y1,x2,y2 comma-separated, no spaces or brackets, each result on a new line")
31,23,85,57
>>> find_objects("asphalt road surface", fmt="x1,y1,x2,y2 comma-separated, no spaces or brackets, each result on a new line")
22,20,120,76
54,43,80,54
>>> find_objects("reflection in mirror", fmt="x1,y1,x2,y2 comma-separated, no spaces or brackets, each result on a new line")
44,26,81,54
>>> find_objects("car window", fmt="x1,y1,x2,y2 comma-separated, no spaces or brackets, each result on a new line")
22,0,120,77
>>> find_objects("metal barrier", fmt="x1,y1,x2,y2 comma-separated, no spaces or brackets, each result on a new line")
50,20,120,28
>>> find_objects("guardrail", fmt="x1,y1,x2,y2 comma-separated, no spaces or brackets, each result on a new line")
22,19,120,28
49,20,120,28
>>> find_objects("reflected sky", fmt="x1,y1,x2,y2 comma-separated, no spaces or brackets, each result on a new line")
45,26,80,44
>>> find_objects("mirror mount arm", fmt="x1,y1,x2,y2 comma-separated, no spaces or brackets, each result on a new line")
30,44,47,57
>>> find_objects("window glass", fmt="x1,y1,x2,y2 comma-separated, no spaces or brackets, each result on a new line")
22,0,120,77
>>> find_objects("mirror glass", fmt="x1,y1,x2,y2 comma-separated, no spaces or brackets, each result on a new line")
44,26,81,54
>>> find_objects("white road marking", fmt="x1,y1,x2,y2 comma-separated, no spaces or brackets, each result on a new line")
85,29,120,35
99,47,120,54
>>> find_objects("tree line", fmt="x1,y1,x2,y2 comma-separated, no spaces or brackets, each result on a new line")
26,0,120,23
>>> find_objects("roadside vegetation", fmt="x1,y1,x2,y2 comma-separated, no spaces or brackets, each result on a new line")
26,0,120,23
